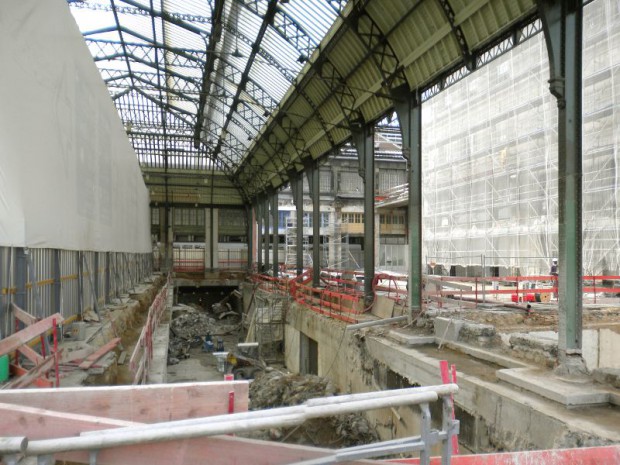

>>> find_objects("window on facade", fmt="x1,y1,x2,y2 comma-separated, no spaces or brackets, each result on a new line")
339,171,363,193
378,169,406,192
320,212,330,227
320,170,332,192
279,210,289,226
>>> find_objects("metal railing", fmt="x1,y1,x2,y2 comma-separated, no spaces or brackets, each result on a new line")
0,383,459,465
129,274,171,384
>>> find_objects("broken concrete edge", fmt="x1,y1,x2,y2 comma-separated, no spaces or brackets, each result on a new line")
496,367,617,407
148,322,170,384
59,274,167,387
592,367,620,389
365,336,620,448
440,341,530,370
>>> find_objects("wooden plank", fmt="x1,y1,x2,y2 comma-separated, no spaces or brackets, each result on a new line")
5,353,57,389
10,303,38,326
17,344,44,365
0,313,64,357
117,351,127,365
79,337,121,370
58,434,390,465
60,346,94,364
0,402,139,438
9,364,54,388
0,382,249,423
0,403,391,465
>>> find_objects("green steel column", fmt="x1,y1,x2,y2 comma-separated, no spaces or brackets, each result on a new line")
351,123,375,305
538,0,586,374
256,200,263,273
271,192,279,277
263,194,270,272
246,205,253,272
306,164,321,287
392,86,422,321
291,174,304,276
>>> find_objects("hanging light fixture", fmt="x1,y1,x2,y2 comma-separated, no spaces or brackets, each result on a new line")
232,2,243,58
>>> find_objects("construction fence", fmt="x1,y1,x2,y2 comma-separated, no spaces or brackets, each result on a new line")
0,247,153,341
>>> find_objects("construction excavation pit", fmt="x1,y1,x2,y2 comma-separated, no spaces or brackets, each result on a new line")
1,271,620,465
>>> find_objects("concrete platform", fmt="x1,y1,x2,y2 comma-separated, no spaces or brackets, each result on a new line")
148,322,170,384
497,367,617,407
388,329,435,347
441,341,529,369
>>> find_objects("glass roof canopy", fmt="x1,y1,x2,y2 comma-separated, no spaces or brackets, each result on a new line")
68,0,342,192
68,0,541,205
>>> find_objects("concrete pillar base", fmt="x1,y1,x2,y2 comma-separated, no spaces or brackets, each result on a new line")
554,354,589,378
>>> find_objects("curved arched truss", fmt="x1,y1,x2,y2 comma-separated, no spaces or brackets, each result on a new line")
69,0,540,206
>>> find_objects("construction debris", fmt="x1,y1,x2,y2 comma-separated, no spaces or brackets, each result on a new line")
248,371,378,447
170,310,239,340
212,289,242,314
168,302,241,366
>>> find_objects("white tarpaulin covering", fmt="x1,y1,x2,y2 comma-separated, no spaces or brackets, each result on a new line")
0,0,151,253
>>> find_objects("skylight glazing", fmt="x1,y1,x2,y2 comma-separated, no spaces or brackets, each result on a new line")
68,0,340,185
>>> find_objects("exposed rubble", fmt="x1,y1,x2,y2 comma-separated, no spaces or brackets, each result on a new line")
168,304,241,365
247,371,378,447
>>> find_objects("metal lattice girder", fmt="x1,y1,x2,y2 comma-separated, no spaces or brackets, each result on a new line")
315,57,363,126
70,0,215,25
328,0,348,14
87,31,284,173
207,0,280,165
234,79,336,195
87,39,206,69
102,70,200,97
194,0,226,147
109,64,262,169
348,6,407,91
212,63,280,111
235,0,317,57
261,133,292,181
119,0,211,38
274,114,312,163
436,0,475,71
109,0,137,91
69,0,546,204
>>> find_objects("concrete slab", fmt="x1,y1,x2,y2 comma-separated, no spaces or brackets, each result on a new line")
434,317,463,345
167,357,222,383
442,341,530,369
372,296,394,319
497,367,612,406
148,323,169,384
388,330,435,347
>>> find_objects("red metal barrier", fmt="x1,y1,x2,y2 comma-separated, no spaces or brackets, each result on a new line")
130,274,170,384
172,259,205,272
250,269,367,324
390,445,620,464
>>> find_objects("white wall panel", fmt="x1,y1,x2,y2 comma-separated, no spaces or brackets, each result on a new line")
0,0,150,253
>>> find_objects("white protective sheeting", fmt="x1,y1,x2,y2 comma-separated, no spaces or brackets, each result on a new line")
0,0,151,253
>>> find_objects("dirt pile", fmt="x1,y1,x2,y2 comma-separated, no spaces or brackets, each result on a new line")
247,371,378,447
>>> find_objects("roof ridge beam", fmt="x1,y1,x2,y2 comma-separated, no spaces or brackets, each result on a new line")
193,0,226,148
209,0,279,165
